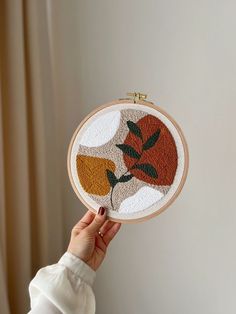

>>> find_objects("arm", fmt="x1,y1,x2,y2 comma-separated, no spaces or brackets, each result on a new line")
28,207,121,314
28,252,96,314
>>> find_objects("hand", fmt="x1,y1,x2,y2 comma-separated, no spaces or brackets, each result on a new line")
67,207,121,271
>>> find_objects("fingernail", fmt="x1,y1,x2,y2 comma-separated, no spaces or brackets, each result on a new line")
98,207,105,215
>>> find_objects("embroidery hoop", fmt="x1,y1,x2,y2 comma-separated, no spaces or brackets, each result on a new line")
67,96,189,224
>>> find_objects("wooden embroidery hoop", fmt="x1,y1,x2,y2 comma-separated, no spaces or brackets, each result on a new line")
67,94,189,224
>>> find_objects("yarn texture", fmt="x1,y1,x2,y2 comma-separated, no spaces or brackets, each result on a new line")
69,102,186,221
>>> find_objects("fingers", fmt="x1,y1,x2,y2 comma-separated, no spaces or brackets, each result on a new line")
71,210,95,236
77,210,95,228
99,220,116,235
95,233,107,253
103,222,121,246
85,207,107,235
80,210,96,225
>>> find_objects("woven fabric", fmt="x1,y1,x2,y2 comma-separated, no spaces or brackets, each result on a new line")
69,103,186,220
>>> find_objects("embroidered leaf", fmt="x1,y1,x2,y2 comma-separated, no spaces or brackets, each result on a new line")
132,163,158,178
123,115,177,185
143,129,161,150
118,174,134,183
106,169,118,188
116,144,141,159
127,121,143,140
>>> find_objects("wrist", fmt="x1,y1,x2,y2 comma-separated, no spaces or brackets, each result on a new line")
59,251,96,286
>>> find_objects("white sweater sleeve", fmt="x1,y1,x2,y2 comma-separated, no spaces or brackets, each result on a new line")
28,252,96,314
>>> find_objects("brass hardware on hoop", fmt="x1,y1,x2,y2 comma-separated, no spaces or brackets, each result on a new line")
127,92,147,103
119,92,153,104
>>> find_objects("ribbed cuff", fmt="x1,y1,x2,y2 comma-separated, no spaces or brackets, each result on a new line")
58,252,96,286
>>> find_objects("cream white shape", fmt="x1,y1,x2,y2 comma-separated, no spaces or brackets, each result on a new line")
79,111,121,147
118,186,164,214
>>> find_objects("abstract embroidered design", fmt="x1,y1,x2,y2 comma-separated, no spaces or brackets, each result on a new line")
75,109,178,213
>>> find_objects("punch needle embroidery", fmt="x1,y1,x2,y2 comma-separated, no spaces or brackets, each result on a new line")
122,114,178,186
68,99,188,222
76,111,178,211
107,116,161,210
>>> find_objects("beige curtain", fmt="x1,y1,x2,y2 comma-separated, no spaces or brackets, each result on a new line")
0,1,63,313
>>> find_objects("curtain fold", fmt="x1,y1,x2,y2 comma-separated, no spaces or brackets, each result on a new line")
0,75,10,314
0,1,63,313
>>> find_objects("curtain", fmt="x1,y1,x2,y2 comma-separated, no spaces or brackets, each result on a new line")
0,1,63,313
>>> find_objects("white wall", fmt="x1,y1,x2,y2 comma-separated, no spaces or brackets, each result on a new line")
50,1,236,313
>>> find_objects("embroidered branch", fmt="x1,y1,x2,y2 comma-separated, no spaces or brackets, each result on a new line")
106,120,160,210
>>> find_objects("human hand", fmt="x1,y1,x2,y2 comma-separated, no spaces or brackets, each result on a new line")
67,207,121,271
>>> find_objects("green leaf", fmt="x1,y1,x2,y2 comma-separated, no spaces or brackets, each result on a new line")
118,174,134,182
143,129,161,150
116,144,141,159
132,163,158,178
127,121,143,140
106,169,118,187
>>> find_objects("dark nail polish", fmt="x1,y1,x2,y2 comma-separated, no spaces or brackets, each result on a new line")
98,207,105,215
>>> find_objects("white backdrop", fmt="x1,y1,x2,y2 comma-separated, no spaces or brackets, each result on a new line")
49,1,236,313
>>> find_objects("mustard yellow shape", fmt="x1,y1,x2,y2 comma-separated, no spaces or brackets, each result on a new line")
76,155,116,196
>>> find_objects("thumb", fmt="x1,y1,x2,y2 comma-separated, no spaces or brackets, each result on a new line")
85,207,107,234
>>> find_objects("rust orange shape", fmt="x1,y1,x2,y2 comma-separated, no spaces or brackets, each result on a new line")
76,155,116,196
123,114,178,185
